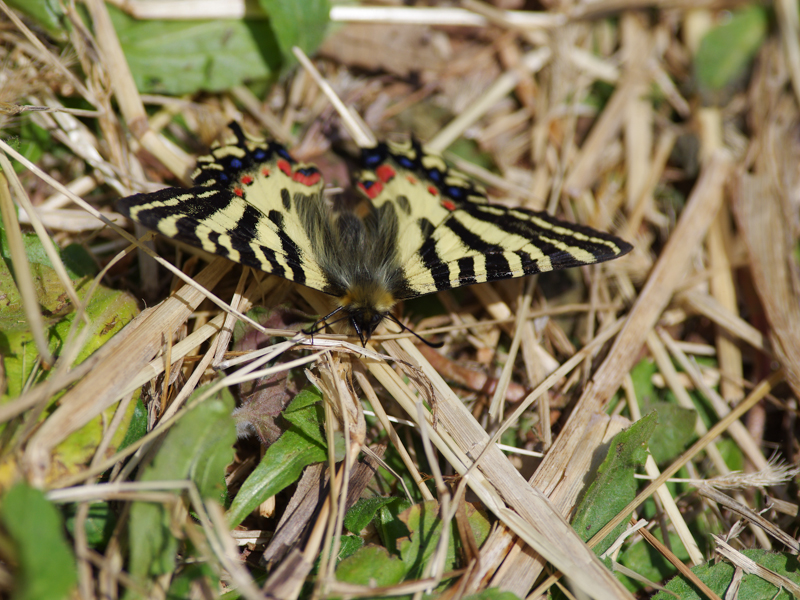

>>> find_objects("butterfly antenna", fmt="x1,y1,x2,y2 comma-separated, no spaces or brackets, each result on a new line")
304,306,346,336
386,314,444,349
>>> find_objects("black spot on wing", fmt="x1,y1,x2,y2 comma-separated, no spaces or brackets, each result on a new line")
456,257,476,285
225,204,261,269
417,237,450,292
281,188,291,211
518,251,542,276
396,195,411,215
256,245,285,278
207,231,222,255
484,253,512,278
267,210,306,285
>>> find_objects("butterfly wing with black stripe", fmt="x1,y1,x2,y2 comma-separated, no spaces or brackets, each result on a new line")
356,139,632,300
117,123,333,294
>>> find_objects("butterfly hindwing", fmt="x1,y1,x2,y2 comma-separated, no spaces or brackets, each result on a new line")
356,140,632,300
118,124,331,292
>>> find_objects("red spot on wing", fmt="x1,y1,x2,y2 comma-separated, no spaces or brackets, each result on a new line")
292,171,322,186
427,185,439,196
233,187,244,197
277,160,292,176
406,175,417,185
441,200,457,211
241,175,253,185
261,167,270,176
358,180,383,200
376,164,396,183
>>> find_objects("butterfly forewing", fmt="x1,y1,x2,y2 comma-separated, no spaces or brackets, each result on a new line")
118,124,331,293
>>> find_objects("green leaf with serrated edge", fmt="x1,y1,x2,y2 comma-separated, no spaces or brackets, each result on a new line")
128,385,236,585
344,497,397,534
571,412,657,556
227,388,345,527
335,545,406,588
0,483,77,600
396,501,491,580
653,550,800,600
258,0,331,61
695,6,768,96
107,6,281,95
647,402,696,464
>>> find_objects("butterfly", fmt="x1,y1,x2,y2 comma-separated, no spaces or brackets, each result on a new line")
118,122,632,345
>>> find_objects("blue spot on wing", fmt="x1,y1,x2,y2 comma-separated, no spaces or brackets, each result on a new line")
277,148,294,162
446,186,465,200
361,147,385,168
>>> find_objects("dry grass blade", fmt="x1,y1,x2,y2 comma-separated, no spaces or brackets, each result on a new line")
732,173,800,400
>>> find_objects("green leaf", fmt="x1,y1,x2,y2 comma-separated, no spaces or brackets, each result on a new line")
329,535,364,566
167,562,220,599
571,412,657,556
646,402,696,464
695,6,768,96
344,497,397,534
396,501,491,580
617,529,689,593
0,483,77,600
0,224,139,477
4,0,66,39
118,397,148,453
107,6,282,95
128,385,236,583
63,502,116,550
335,545,406,588
375,496,413,554
653,550,800,600
258,0,331,61
628,359,658,406
227,388,344,527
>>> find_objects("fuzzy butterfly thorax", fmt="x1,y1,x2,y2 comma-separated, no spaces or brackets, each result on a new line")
118,122,632,345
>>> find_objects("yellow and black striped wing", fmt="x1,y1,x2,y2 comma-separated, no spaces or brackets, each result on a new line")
118,123,331,293
356,140,632,300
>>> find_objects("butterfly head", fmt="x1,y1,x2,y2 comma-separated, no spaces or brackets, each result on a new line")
338,283,397,346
